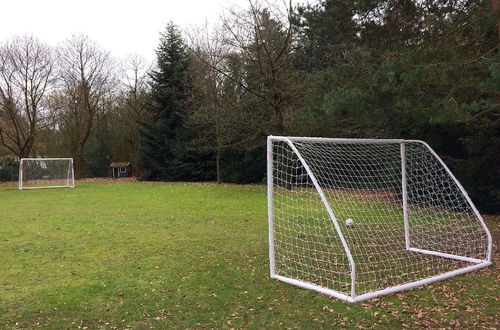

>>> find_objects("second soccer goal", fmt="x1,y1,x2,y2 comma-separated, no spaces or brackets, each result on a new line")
19,158,75,190
267,136,492,303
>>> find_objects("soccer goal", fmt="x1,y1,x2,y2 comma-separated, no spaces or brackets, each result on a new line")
19,158,75,190
267,136,492,303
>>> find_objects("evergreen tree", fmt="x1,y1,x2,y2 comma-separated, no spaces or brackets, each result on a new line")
291,0,499,212
138,23,214,181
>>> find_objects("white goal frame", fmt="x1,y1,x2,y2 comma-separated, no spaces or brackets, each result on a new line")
267,136,492,303
19,158,75,190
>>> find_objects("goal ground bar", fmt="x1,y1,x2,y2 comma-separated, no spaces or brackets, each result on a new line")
408,247,485,264
273,260,491,303
21,185,73,189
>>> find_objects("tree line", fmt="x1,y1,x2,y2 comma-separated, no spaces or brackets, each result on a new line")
0,0,498,212
0,34,148,176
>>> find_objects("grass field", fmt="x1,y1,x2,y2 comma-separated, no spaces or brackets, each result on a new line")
0,181,498,328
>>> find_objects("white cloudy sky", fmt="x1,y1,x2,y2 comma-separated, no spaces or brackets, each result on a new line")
0,0,310,64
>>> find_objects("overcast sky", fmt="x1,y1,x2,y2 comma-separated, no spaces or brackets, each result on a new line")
0,0,309,65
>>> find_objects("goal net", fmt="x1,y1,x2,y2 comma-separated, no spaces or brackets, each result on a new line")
267,136,492,303
19,158,75,190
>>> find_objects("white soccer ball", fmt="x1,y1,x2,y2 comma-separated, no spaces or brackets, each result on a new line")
345,218,354,227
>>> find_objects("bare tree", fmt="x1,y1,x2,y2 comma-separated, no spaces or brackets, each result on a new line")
121,54,149,116
114,54,150,166
186,1,303,181
0,35,55,158
220,0,303,135
54,34,115,175
188,24,247,183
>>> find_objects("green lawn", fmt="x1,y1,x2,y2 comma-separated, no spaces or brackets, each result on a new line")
0,181,498,328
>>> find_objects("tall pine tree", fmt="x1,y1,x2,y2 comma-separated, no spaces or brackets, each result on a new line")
138,23,214,181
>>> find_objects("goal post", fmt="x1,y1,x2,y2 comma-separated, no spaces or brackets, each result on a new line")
267,136,492,303
19,158,75,190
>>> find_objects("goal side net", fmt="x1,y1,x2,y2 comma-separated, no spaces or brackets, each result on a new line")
19,158,75,190
267,136,492,303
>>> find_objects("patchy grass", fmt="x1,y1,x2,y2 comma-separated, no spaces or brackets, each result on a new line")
0,181,498,328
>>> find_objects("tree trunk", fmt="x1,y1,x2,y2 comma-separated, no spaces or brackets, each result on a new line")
21,137,35,158
274,102,285,135
74,153,84,179
216,141,221,184
215,116,222,184
492,0,500,39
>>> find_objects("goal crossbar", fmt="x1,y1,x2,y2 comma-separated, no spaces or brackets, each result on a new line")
267,135,492,302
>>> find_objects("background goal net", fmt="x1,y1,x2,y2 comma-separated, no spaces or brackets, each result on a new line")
267,136,492,302
19,158,75,190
